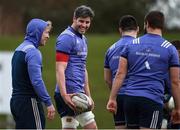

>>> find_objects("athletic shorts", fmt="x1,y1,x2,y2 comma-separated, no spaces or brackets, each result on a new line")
113,95,125,126
10,97,45,129
124,95,163,129
54,92,82,117
168,123,180,129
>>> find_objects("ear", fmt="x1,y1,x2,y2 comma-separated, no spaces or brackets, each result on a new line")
146,21,150,28
73,17,77,22
137,26,140,33
143,22,146,29
119,28,122,33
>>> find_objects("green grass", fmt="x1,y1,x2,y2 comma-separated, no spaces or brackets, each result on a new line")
0,32,180,128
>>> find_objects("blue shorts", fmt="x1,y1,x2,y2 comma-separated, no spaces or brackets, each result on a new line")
113,95,125,126
54,92,76,117
124,95,163,129
168,123,180,129
10,97,45,129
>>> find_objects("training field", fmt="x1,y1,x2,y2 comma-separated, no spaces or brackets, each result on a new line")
0,33,180,128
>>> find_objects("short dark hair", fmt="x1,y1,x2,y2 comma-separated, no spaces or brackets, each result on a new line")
119,15,138,31
74,5,95,20
145,11,164,30
171,40,180,49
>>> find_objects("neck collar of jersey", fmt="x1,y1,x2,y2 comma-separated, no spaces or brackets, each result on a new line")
69,26,82,38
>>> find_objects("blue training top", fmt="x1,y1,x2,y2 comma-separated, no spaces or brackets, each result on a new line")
11,19,52,106
121,33,179,105
104,35,135,94
55,26,88,94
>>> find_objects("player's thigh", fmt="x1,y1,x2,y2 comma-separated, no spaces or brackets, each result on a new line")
168,123,180,129
138,97,163,129
124,95,139,129
114,95,126,127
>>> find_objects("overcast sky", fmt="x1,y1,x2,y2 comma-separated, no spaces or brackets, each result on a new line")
150,0,180,29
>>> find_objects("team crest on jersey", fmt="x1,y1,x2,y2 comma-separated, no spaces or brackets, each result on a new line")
142,47,153,53
146,48,152,52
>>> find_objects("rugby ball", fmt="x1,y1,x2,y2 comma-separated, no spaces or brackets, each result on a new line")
71,93,92,112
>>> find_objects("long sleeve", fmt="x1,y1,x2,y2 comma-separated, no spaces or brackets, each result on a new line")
26,49,52,106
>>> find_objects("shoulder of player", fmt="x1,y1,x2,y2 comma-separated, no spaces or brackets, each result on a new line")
57,32,75,41
23,47,42,63
160,39,174,49
26,47,41,59
108,40,122,50
126,37,172,48
19,43,40,56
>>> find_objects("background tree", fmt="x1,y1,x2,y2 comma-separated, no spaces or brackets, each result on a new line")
0,0,154,35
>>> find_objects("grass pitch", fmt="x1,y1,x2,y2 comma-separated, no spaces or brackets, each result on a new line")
0,32,180,128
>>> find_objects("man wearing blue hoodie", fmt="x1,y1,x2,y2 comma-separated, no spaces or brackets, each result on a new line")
10,19,55,129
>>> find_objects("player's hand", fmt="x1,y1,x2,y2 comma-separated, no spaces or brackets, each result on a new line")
47,104,55,120
106,99,117,114
63,93,76,110
89,97,95,110
171,109,180,124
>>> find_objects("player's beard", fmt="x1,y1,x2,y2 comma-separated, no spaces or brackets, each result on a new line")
40,38,47,46
78,26,87,34
76,24,89,34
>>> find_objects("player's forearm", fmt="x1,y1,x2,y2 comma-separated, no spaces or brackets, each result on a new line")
56,70,67,96
104,76,112,89
34,82,52,106
28,65,52,106
56,62,68,96
110,57,127,100
171,81,180,109
109,71,126,100
84,69,91,97
104,68,112,89
84,84,91,97
170,67,180,109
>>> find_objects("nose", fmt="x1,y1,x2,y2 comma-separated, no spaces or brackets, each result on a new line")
81,22,86,27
